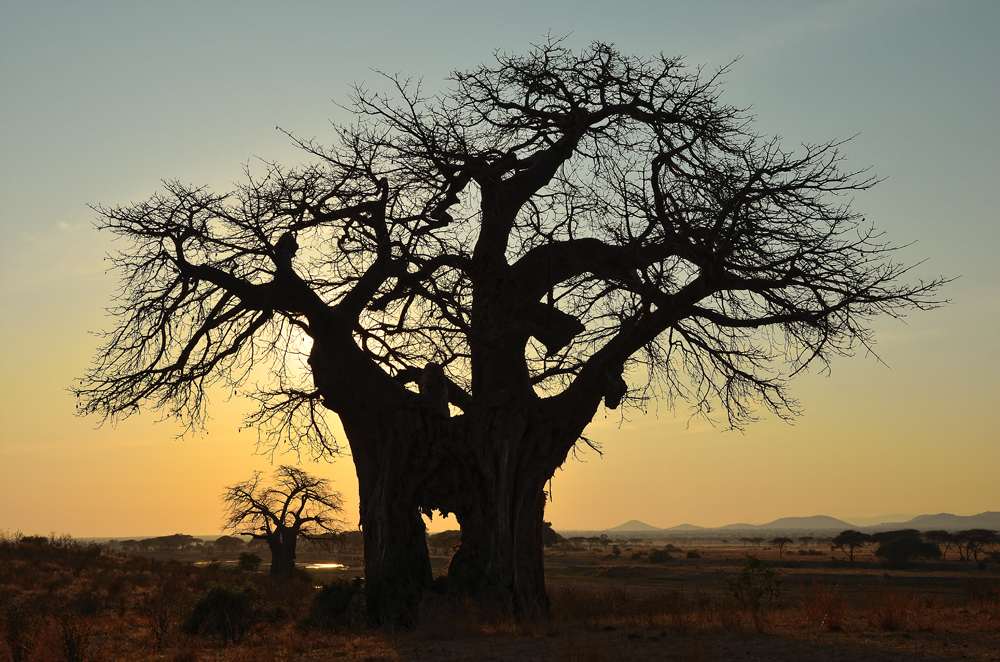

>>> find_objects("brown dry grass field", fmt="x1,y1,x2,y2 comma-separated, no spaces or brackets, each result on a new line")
1,535,998,662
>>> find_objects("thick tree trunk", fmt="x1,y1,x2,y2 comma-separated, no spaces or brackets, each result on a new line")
340,409,439,626
440,404,565,617
448,473,549,616
310,335,438,625
267,531,298,576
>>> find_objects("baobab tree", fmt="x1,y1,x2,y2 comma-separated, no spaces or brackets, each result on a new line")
75,40,946,620
222,466,345,576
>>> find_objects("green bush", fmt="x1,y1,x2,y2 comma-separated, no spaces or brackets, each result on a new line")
727,554,781,611
237,552,262,572
648,549,673,563
183,583,282,643
311,576,364,628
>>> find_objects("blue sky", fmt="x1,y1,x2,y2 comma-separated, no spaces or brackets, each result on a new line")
1,1,997,535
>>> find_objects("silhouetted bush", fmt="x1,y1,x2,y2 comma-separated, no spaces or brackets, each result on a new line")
630,551,646,560
727,554,781,611
238,552,262,572
686,550,701,559
183,583,283,643
310,576,365,628
875,536,941,568
648,549,673,563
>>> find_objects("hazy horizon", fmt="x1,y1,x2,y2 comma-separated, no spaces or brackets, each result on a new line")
16,508,999,540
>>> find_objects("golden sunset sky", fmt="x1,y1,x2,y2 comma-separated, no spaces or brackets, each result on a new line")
1,1,997,537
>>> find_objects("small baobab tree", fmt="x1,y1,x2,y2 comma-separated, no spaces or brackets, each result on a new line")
222,466,345,576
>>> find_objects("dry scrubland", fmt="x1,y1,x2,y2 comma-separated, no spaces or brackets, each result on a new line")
1,534,999,662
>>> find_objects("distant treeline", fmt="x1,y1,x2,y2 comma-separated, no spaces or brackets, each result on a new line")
106,530,366,555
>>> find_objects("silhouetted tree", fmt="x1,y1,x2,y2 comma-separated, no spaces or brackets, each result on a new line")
832,530,872,562
874,535,941,567
75,40,946,619
427,530,462,555
797,536,814,547
212,535,245,554
924,530,954,560
541,522,565,548
870,529,921,544
222,466,344,576
770,537,793,558
953,529,1000,563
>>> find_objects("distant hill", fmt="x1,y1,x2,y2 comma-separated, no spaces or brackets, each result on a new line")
842,514,915,527
604,520,663,532
665,523,705,531
897,512,1000,531
559,511,1000,536
758,515,854,530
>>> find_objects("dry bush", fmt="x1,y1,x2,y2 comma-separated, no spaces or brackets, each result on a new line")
58,612,95,662
800,577,847,631
1,595,44,662
864,584,912,631
964,577,1000,631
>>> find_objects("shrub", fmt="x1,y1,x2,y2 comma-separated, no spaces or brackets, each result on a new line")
686,550,701,559
238,552,262,572
727,554,781,611
802,578,846,631
1,596,43,662
648,549,673,563
875,536,941,568
630,551,646,560
183,583,282,643
311,576,364,628
865,585,912,631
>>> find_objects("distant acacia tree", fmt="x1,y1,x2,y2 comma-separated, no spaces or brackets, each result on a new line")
222,466,345,576
874,536,941,567
831,530,872,562
924,530,954,560
75,39,946,619
797,536,814,547
212,535,245,554
953,529,1000,563
870,529,921,544
770,537,793,558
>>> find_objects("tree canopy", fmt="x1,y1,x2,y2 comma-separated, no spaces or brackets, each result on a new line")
222,465,344,576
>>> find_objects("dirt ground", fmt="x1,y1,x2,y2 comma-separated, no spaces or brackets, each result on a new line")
1,540,998,661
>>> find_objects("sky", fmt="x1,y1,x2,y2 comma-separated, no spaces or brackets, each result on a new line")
1,0,997,537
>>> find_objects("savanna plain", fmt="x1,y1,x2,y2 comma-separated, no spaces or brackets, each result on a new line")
2,531,998,662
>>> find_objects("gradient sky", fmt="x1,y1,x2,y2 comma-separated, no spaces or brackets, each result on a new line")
1,1,997,537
